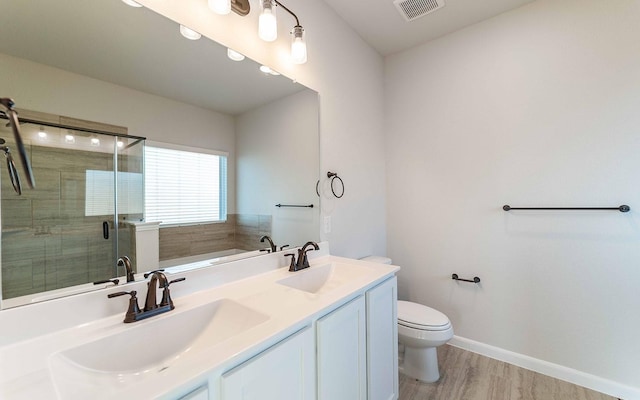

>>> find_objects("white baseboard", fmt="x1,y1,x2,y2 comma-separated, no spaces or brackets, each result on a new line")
448,336,640,400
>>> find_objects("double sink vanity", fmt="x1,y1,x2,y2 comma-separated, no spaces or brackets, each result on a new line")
0,243,399,399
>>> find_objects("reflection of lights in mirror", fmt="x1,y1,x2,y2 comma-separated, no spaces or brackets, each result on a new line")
122,0,143,7
64,133,75,144
259,65,280,75
179,25,201,40
117,140,124,148
227,48,245,61
38,126,47,139
209,0,231,15
90,137,100,146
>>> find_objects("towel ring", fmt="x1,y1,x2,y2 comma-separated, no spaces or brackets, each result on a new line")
327,171,344,198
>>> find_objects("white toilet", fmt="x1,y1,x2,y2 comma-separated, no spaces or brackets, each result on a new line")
361,256,454,383
397,300,453,382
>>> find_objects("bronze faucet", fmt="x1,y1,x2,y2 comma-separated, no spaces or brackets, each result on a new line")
117,256,135,283
108,269,185,323
285,241,320,272
260,235,277,253
144,270,171,311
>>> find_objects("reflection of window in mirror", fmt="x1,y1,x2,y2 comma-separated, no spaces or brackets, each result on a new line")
85,171,144,216
144,142,228,225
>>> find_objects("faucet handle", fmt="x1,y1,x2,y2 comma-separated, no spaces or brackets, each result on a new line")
280,244,290,251
107,290,136,298
108,290,141,323
160,277,186,309
143,269,165,279
94,278,119,286
284,253,296,271
168,277,186,285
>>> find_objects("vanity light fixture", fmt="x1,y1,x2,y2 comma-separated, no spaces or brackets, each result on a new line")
117,140,124,148
258,0,278,42
179,25,202,40
64,134,75,144
290,25,307,64
121,0,143,7
38,127,47,139
91,137,100,146
227,48,245,61
258,0,307,64
209,0,231,15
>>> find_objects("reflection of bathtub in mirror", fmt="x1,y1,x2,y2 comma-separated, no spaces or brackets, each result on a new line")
161,249,264,274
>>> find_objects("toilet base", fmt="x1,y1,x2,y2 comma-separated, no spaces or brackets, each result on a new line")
401,346,440,383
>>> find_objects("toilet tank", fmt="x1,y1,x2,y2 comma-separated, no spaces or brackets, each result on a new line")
360,256,392,265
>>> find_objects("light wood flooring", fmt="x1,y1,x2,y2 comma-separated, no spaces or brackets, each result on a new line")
399,345,618,400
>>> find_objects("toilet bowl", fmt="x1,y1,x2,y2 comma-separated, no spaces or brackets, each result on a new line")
360,256,454,383
397,300,453,383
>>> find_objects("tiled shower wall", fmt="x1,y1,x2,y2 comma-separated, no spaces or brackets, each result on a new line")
158,214,272,261
1,145,139,300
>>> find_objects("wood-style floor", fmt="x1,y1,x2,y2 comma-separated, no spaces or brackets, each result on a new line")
399,345,618,400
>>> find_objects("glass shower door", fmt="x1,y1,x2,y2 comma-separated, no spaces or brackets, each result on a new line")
1,121,144,304
115,136,144,276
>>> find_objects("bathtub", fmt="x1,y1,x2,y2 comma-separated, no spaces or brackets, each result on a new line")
161,249,263,274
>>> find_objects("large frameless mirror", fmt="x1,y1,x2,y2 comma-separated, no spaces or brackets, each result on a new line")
0,0,319,308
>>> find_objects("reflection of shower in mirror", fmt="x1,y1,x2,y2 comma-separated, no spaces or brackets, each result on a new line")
0,97,36,192
0,138,22,195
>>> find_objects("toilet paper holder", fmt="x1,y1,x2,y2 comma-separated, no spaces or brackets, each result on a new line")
451,274,480,284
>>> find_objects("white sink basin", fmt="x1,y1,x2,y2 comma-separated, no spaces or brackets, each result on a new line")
277,263,372,295
49,299,268,397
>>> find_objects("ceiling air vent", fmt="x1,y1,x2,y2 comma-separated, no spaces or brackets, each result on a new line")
393,0,445,22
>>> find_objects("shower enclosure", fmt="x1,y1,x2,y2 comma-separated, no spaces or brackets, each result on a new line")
0,117,144,302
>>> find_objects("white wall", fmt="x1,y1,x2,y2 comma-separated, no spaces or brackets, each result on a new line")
386,0,640,395
0,52,237,212
236,89,320,247
137,0,387,258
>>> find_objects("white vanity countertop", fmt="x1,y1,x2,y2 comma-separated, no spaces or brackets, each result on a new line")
0,249,399,399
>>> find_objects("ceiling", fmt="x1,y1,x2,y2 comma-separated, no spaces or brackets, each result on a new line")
0,0,304,115
321,0,534,56
0,0,535,114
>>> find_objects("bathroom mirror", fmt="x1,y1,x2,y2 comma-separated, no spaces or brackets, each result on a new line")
0,0,319,308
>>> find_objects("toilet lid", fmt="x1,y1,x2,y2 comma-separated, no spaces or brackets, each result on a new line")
398,301,450,330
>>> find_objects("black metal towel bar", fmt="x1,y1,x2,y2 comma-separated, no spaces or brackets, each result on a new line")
275,204,314,208
452,274,481,284
503,205,630,213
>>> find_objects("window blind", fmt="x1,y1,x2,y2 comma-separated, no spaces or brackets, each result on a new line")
85,170,143,216
144,145,227,225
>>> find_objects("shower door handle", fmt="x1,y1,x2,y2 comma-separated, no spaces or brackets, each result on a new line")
103,221,109,240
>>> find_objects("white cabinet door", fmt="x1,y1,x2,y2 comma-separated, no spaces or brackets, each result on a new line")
366,277,398,400
221,326,315,400
316,295,367,400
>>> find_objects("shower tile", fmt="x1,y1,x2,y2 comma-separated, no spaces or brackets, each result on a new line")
1,259,34,299
16,168,61,200
1,199,33,229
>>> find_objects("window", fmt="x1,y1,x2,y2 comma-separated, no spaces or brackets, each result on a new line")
144,142,227,226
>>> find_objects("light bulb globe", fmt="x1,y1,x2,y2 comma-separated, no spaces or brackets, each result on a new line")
208,0,231,15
